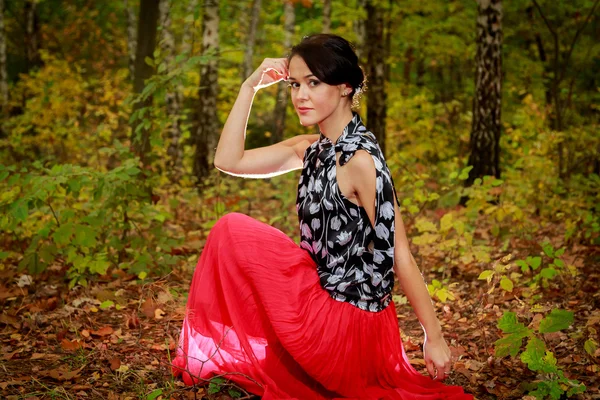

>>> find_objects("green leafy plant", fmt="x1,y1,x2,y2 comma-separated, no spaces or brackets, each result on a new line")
495,310,585,399
0,151,184,287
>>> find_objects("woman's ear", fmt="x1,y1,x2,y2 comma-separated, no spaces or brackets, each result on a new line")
339,83,353,97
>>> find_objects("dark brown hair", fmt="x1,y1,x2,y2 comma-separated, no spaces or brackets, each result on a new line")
288,34,366,106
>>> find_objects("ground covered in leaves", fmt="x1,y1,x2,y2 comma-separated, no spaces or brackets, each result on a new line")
1,221,599,400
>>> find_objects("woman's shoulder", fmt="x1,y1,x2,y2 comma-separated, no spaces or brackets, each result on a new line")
338,130,385,167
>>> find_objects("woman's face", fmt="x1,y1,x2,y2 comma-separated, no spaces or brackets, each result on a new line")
288,55,348,127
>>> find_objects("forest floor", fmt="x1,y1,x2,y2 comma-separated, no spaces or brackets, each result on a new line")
1,221,599,400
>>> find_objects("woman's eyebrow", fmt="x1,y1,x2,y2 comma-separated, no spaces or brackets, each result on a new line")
288,74,315,80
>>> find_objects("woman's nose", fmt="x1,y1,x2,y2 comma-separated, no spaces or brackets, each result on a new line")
297,84,309,100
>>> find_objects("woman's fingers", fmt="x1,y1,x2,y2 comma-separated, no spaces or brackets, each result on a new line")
252,58,288,88
425,359,436,380
434,359,452,381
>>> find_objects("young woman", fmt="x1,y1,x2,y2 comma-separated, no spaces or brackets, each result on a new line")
172,34,472,399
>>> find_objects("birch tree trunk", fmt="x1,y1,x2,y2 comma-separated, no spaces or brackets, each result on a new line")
272,0,295,144
241,0,261,83
131,0,160,164
193,0,220,182
159,0,184,177
365,0,387,155
465,0,503,187
0,0,7,112
323,0,332,33
125,0,137,81
181,0,198,56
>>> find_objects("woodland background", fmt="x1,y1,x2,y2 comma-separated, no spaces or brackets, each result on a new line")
0,0,599,399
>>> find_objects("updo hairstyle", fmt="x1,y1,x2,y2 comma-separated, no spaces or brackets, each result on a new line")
288,34,367,108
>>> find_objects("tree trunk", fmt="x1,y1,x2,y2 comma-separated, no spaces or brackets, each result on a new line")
365,0,387,156
125,0,137,81
182,0,198,56
0,0,7,112
323,0,332,33
353,0,367,63
272,0,295,144
131,0,160,165
465,0,503,188
242,0,261,83
24,0,41,73
416,57,425,87
193,0,220,182
159,0,184,178
403,47,413,87
531,0,599,178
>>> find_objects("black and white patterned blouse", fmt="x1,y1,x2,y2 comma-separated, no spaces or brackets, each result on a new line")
296,113,400,312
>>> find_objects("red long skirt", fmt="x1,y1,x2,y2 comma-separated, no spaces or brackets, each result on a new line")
172,213,472,399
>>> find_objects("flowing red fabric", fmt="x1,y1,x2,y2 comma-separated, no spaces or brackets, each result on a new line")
172,213,473,399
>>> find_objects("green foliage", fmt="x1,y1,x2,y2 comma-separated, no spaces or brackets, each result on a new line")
495,310,585,399
426,278,456,303
0,149,184,287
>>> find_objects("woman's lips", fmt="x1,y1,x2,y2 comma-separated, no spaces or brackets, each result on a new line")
297,107,312,114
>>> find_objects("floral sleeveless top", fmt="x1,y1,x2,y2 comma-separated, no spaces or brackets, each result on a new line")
296,113,400,312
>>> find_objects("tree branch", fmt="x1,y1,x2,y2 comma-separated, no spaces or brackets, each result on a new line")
531,0,556,36
559,0,600,83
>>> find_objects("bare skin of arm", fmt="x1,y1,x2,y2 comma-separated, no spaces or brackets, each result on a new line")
213,58,319,178
338,150,452,381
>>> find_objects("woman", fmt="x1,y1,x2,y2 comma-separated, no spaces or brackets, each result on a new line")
172,34,472,399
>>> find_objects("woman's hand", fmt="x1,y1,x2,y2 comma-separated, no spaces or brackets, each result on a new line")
243,58,289,91
423,334,452,381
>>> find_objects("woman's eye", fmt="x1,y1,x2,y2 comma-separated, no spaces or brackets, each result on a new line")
309,80,320,87
288,82,300,89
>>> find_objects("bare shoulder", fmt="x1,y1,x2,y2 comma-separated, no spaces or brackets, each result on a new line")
345,150,376,177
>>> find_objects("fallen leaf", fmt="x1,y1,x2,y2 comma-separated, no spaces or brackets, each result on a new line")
31,353,60,361
157,290,173,304
90,326,113,337
126,314,140,329
16,274,33,287
0,377,31,389
142,298,156,318
41,366,84,381
81,329,90,338
60,339,83,351
154,308,165,320
115,364,129,373
3,350,21,360
109,357,121,371
71,384,92,390
0,313,20,329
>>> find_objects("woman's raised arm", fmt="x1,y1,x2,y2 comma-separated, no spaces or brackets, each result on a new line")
213,58,319,178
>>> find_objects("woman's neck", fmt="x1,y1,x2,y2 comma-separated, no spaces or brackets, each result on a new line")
318,107,354,144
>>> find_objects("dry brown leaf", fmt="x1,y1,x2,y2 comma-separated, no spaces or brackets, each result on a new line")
31,353,60,360
41,366,84,381
157,290,173,304
0,313,20,328
3,350,21,360
126,313,140,329
0,286,23,300
81,329,90,338
60,338,83,351
90,326,113,337
71,384,92,390
109,357,121,371
142,298,156,318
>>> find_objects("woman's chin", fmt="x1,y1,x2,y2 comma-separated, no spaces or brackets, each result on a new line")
297,115,318,126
